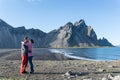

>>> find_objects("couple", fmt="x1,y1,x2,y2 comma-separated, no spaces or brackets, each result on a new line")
20,37,34,74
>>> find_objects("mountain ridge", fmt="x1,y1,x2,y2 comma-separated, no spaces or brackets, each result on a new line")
0,19,113,48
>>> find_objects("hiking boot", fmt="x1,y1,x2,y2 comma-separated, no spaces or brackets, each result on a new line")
30,70,34,74
21,71,28,74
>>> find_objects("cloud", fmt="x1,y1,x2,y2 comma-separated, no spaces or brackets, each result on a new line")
26,0,42,3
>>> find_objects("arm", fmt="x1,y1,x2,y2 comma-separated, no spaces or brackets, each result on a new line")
24,44,28,54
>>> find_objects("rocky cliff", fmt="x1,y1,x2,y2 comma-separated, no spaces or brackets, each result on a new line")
0,19,113,48
43,19,113,48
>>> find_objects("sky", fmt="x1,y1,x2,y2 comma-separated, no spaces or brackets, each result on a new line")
0,0,120,45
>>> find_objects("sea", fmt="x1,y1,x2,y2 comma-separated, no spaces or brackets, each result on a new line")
49,47,120,61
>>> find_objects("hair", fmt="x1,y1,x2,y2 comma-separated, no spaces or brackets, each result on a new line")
24,36,28,40
30,39,34,44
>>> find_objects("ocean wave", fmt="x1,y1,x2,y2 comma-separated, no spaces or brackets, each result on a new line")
48,48,120,61
49,49,63,54
49,49,96,61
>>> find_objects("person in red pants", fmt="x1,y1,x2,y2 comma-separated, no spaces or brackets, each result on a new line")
20,37,29,74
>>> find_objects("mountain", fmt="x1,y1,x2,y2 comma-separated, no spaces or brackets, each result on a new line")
98,37,113,47
43,19,113,48
0,19,46,48
0,19,113,48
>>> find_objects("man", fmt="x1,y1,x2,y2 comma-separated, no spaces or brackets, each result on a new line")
20,37,29,73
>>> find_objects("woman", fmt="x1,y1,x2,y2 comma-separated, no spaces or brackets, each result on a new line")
28,39,34,73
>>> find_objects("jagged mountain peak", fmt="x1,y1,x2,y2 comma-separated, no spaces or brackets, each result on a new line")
98,37,113,46
74,19,86,27
57,22,74,32
79,19,85,24
64,22,73,28
65,22,73,26
62,20,87,31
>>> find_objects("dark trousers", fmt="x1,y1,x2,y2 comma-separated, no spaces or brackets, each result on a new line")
28,56,34,72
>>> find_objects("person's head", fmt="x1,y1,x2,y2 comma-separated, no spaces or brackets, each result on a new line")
24,36,29,43
30,39,34,44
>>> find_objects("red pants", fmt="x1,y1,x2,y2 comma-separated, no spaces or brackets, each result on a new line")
20,54,28,73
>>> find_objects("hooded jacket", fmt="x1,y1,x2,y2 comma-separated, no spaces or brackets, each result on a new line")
21,41,28,55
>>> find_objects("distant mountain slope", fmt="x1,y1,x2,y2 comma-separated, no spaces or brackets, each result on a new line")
0,19,46,48
0,19,113,48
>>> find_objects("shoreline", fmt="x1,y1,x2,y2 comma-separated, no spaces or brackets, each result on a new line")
0,48,118,61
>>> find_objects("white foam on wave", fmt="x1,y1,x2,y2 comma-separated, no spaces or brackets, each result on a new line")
49,49,98,61
49,49,63,54
67,53,73,55
64,53,96,61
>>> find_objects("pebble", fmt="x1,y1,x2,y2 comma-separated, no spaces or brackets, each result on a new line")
108,65,113,68
64,71,83,78
108,73,114,79
108,65,117,68
64,71,70,76
113,75,120,80
83,78,92,80
102,77,108,80
108,74,120,80
98,68,106,72
85,68,88,70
